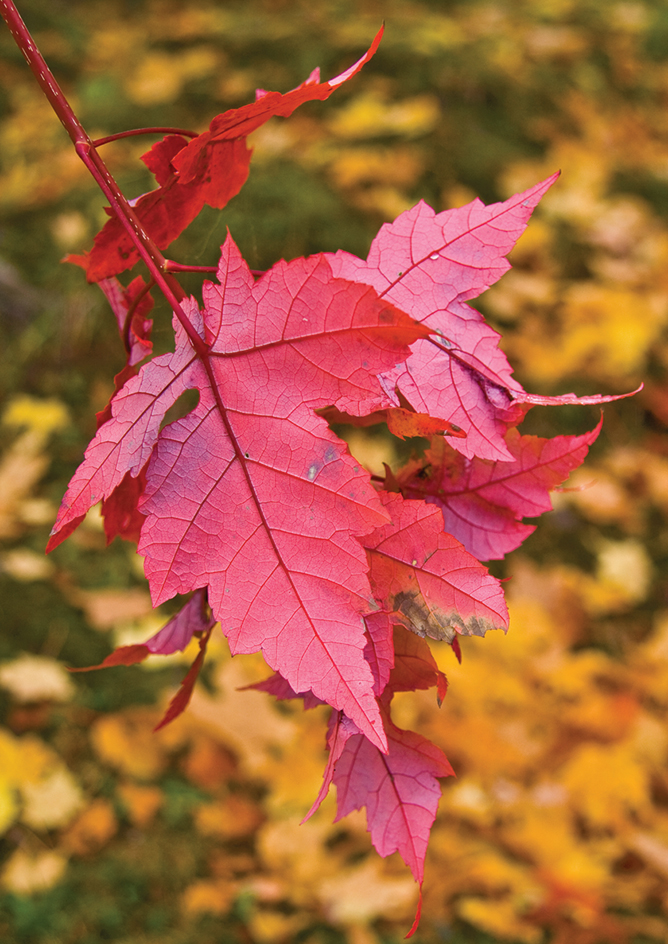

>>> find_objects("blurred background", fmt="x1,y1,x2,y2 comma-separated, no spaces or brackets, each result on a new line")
0,0,667,942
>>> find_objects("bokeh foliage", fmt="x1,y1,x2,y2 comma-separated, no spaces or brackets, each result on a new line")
0,0,667,942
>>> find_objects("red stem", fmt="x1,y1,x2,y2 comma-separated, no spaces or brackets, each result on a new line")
122,279,155,354
165,262,219,274
166,260,267,278
93,127,198,147
0,0,208,359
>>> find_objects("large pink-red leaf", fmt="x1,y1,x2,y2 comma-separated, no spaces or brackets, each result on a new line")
49,236,430,751
310,706,454,884
360,492,508,644
396,419,602,560
327,176,559,460
73,29,383,282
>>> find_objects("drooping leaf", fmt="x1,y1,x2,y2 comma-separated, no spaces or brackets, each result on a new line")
49,236,430,750
67,589,212,673
395,419,603,560
101,467,147,545
68,644,150,672
72,29,383,282
144,588,214,655
360,492,509,644
241,672,325,710
154,624,213,731
326,175,560,460
311,704,454,884
389,624,448,704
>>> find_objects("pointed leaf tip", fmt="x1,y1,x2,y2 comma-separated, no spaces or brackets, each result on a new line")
405,886,423,939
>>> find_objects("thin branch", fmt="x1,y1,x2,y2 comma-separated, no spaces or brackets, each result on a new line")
0,0,208,359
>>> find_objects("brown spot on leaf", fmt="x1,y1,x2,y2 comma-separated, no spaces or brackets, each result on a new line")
392,590,495,643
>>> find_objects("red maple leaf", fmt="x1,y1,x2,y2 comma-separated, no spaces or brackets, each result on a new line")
325,177,558,460
395,418,603,560
325,175,636,461
71,29,383,282
48,235,431,750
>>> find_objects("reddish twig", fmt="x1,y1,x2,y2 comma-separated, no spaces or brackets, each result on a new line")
0,0,208,359
92,127,198,147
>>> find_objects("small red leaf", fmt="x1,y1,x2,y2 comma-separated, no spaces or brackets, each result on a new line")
68,644,149,672
397,419,603,560
405,886,423,939
241,672,325,710
154,625,212,731
385,407,465,441
145,589,214,655
389,624,442,694
101,467,147,545
76,29,383,282
98,275,154,366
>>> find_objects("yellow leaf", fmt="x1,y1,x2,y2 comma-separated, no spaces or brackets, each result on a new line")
318,859,416,926
2,395,69,436
0,654,74,703
329,92,440,140
194,795,263,839
90,710,168,780
116,782,163,828
61,798,117,855
457,897,542,944
561,743,650,827
0,775,19,834
1,849,67,895
21,767,84,830
181,878,235,916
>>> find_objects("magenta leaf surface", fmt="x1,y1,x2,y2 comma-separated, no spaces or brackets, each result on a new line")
326,175,560,460
49,235,433,750
361,492,509,644
397,419,603,560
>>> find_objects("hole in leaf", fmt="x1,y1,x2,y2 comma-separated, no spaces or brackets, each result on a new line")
159,388,200,432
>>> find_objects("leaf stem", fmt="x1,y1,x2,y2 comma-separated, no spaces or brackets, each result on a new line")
122,279,155,355
165,260,267,278
0,0,208,359
92,127,199,147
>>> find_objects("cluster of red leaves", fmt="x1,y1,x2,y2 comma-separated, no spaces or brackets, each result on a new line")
48,29,635,927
